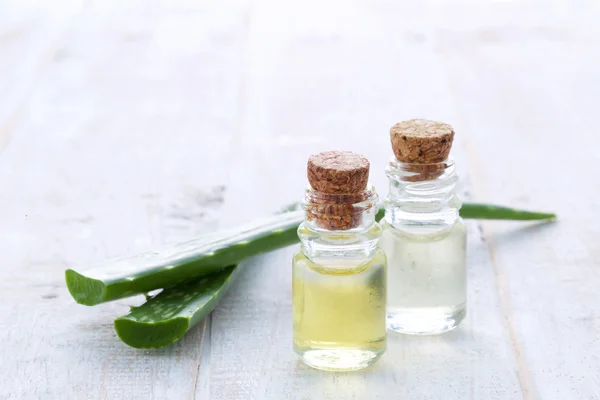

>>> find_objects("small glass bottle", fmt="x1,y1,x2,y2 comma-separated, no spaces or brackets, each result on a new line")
292,151,387,371
380,119,467,335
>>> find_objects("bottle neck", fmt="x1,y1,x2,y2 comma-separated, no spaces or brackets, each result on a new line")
384,157,461,235
298,185,381,261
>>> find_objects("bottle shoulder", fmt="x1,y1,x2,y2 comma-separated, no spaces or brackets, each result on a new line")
293,246,386,276
381,217,466,241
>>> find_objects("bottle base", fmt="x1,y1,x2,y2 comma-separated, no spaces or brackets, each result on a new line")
295,345,384,371
387,303,466,335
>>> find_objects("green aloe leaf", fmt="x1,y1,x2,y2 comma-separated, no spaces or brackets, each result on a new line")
114,266,239,349
66,211,301,306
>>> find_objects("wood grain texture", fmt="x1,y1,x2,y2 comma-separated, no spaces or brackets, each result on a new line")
0,1,247,398
2,0,598,399
439,5,600,396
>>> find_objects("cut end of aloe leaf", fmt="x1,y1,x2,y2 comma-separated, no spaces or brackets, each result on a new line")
114,317,190,349
65,269,106,306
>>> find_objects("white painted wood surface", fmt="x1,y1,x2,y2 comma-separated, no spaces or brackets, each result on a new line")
1,0,597,399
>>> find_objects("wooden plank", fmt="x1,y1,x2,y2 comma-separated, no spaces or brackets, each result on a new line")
0,1,83,153
438,4,600,398
202,1,528,398
0,2,249,398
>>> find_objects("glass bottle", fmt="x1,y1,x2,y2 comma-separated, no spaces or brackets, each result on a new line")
292,151,387,371
380,119,467,335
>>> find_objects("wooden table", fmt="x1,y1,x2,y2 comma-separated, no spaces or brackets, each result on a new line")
2,1,598,399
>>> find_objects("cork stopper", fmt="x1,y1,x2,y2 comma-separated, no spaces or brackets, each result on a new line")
305,151,371,230
307,151,369,194
390,119,454,164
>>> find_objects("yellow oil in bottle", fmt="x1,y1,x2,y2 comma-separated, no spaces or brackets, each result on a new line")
292,248,387,371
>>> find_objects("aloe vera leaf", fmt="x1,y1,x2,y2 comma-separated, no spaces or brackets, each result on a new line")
457,203,556,220
65,211,303,306
66,202,554,306
374,203,555,222
114,266,239,349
